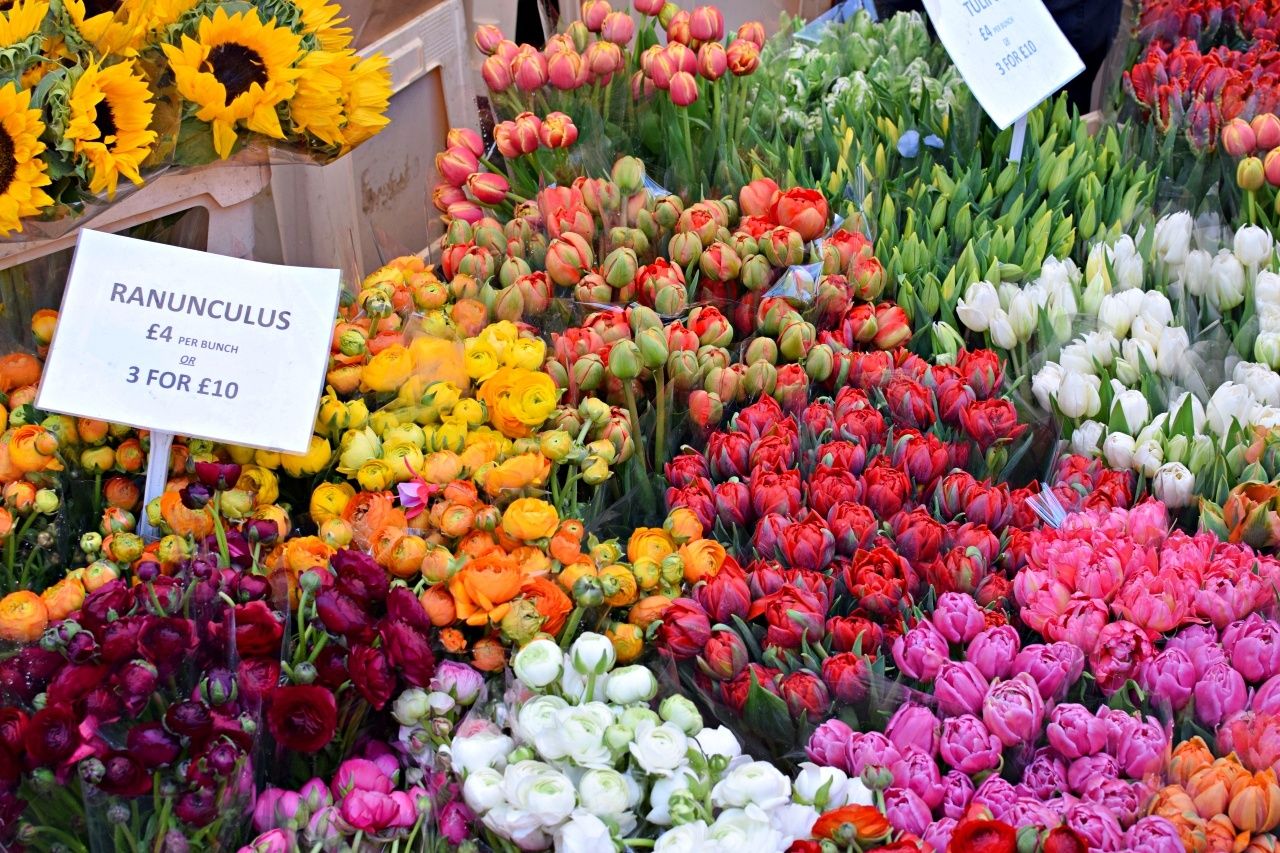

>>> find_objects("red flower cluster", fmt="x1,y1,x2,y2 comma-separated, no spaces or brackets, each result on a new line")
1138,0,1280,46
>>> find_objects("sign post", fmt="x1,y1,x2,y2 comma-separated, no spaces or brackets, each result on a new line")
36,229,342,536
921,0,1084,160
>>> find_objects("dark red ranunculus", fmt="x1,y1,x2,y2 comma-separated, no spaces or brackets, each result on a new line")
138,617,195,671
822,652,872,703
0,710,26,757
46,664,109,707
164,700,213,740
658,599,712,660
229,601,283,657
175,789,220,827
960,399,1027,450
267,685,338,753
85,687,124,722
380,621,436,688
314,646,349,689
862,458,912,518
948,818,1017,853
778,670,831,722
127,722,181,769
23,705,81,768
98,616,143,663
80,581,134,637
695,568,751,623
332,550,390,605
1042,825,1089,853
98,750,152,797
385,586,433,634
315,590,376,644
347,646,396,710
115,659,159,701
787,841,823,853
958,348,1004,400
237,658,281,705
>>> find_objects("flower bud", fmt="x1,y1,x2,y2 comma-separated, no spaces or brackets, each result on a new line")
1223,117,1258,157
608,340,643,380
659,694,702,734
636,327,669,370
612,157,646,195
1239,156,1266,192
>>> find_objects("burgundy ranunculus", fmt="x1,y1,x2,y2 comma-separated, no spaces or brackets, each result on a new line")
0,710,26,756
315,591,376,644
80,581,134,637
238,658,282,705
165,700,213,740
385,586,432,633
138,617,195,671
658,598,712,659
98,750,152,797
347,645,396,710
127,722,181,769
175,788,220,827
23,705,81,768
230,601,284,657
46,663,109,707
332,550,390,605
115,660,159,702
84,687,124,722
98,616,143,663
380,621,436,688
314,646,349,689
267,685,338,753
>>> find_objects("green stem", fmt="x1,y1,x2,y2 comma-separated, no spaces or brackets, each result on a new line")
655,369,668,469
622,382,648,475
681,107,696,195
210,496,229,568
559,605,586,649
11,512,39,590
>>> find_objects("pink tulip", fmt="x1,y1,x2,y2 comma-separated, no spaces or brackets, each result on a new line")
585,40,623,77
884,704,940,757
432,183,465,213
935,660,990,718
447,201,485,225
727,38,760,75
737,20,766,47
941,771,974,820
512,49,548,91
650,51,676,89
1045,703,1107,760
1137,647,1195,713
512,112,544,152
581,0,612,31
697,42,727,80
933,592,986,645
1052,598,1109,653
966,625,1020,681
1254,113,1280,150
668,70,698,106
939,714,1002,775
1266,147,1280,188
844,731,902,776
1194,661,1248,727
1089,620,1154,696
981,673,1044,748
547,50,585,90
893,620,950,682
540,111,578,148
473,24,504,55
806,718,855,771
634,0,664,15
446,128,484,157
435,146,479,187
252,788,283,832
885,787,932,836
630,70,655,101
544,33,576,56
482,54,513,92
666,42,697,74
666,9,691,44
689,5,725,41
242,829,294,853
466,172,509,205
601,10,635,44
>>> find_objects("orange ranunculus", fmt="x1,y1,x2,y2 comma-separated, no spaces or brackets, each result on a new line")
1171,738,1218,788
522,576,572,635
438,503,477,538
41,578,85,621
76,418,109,444
1189,758,1252,820
370,525,406,566
440,627,467,653
2,481,33,512
115,438,145,472
31,309,57,348
628,527,676,563
0,353,40,393
407,336,469,391
628,595,672,628
159,491,214,539
420,546,453,583
252,505,292,540
457,530,500,560
386,534,427,579
502,498,559,541
0,590,48,642
811,805,891,843
481,453,552,496
103,476,140,510
557,560,598,592
451,298,488,338
1230,770,1280,834
82,561,119,592
472,636,507,671
0,443,20,483
0,507,12,539
450,551,524,626
679,539,726,584
282,536,336,575
443,480,481,508
419,584,457,627
320,519,354,549
665,507,704,543
8,425,58,473
509,545,551,577
607,622,644,663
600,564,639,607
327,363,363,395
343,492,405,550
361,344,414,393
549,529,584,565
422,451,463,484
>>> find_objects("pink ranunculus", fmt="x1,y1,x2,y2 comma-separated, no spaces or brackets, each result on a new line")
331,759,393,798
339,790,403,833
241,829,295,853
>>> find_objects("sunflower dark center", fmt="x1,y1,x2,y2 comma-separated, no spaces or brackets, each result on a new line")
0,128,16,197
203,43,268,102
95,101,117,143
82,0,122,16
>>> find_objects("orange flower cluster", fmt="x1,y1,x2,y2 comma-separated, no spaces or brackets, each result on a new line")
1152,738,1280,851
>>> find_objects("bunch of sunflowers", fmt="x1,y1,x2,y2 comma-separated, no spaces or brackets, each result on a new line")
0,0,391,236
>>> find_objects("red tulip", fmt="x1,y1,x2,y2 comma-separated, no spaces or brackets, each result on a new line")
774,188,830,242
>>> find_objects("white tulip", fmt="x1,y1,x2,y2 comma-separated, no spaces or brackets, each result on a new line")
1261,304,1280,334
1081,330,1118,366
1209,250,1246,310
1181,248,1213,296
463,768,506,814
1154,211,1193,267
1085,243,1110,287
1080,272,1107,317
1096,293,1135,338
1254,405,1280,430
1152,462,1195,509
1032,362,1064,412
578,769,636,816
989,309,1018,349
1235,223,1274,267
1139,290,1174,327
1110,384,1151,433
1116,252,1145,291
1257,332,1280,369
1234,361,1280,407
1134,439,1165,478
1056,372,1101,419
654,820,708,852
997,281,1021,310
1155,325,1191,377
629,722,690,777
957,281,1001,332
1103,432,1137,470
1136,413,1169,447
554,811,615,852
1025,281,1050,308
515,695,570,746
1059,343,1096,377
1040,256,1076,293
693,726,743,762
604,665,658,705
1070,420,1106,456
1128,316,1164,352
793,763,850,810
659,695,703,735
570,632,616,676
1008,291,1038,342
450,729,516,776
1257,270,1280,308
514,639,564,689
1207,381,1256,437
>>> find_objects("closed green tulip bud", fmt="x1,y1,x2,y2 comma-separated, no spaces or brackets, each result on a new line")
1164,434,1189,465
666,350,700,392
493,284,524,322
629,305,662,334
602,247,638,288
473,223,505,253
445,218,473,245
704,364,743,404
668,231,703,268
609,340,642,380
612,157,646,195
778,318,816,362
654,196,684,230
636,327,669,370
806,343,834,382
744,360,778,397
499,256,531,288
744,336,778,365
571,354,605,392
740,254,773,291
1187,434,1215,474
635,209,658,241
653,281,688,315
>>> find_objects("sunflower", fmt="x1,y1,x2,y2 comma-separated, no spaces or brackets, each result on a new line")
337,53,390,150
293,0,351,52
63,0,144,55
0,82,53,235
288,49,345,147
161,7,303,159
66,60,157,198
0,0,47,46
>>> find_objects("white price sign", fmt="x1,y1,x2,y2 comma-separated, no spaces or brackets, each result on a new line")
922,0,1084,130
36,230,342,454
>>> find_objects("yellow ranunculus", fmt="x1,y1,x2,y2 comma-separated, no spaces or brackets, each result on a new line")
253,449,282,470
502,498,559,541
420,381,462,421
509,372,558,429
627,527,676,564
369,409,401,435
236,465,279,505
432,420,468,453
465,337,501,383
310,482,355,525
382,441,424,481
357,458,397,491
452,398,487,428
508,337,547,370
482,452,552,496
337,427,382,474
225,444,256,464
383,423,425,449
345,398,370,429
281,435,333,477
362,344,414,393
407,336,468,390
481,321,519,346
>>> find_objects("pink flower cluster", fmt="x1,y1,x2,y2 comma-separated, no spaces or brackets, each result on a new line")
1013,501,1280,694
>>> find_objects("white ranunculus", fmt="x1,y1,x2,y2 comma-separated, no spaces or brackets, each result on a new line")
1235,223,1274,267
707,806,785,851
1235,362,1280,407
654,820,709,852
578,768,634,816
629,722,690,777
546,703,615,768
570,632,617,676
1207,381,1256,437
1110,384,1151,433
463,768,506,814
646,768,698,825
450,729,516,776
520,769,577,828
1070,420,1106,457
392,688,431,726
513,638,565,689
1032,362,1065,411
504,760,557,806
988,309,1018,350
516,695,570,746
1103,432,1137,470
1056,372,1101,419
1152,462,1195,509
483,804,548,852
1154,211,1193,267
1182,248,1213,296
658,696,703,735
711,761,792,811
1258,331,1280,369
604,665,658,705
769,802,821,845
1008,291,1037,341
1209,250,1246,311
693,726,742,762
1134,439,1165,478
1155,325,1191,377
554,811,615,852
957,280,1001,332
1257,270,1280,308
427,691,456,716
559,664,607,704
793,763,850,810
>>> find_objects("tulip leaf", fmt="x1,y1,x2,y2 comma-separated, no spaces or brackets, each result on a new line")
743,670,794,741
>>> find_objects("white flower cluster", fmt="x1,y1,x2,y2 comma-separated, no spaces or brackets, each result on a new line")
957,257,1082,348
445,633,871,852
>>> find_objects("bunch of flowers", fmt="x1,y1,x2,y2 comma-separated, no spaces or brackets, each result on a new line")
435,117,581,219
474,1,764,195
0,0,392,235
1150,737,1280,851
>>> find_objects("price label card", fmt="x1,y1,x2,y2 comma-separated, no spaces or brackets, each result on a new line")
36,229,342,454
922,0,1084,130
